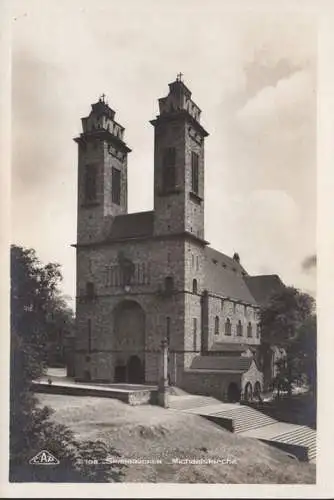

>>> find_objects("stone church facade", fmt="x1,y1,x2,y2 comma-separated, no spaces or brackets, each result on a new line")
73,77,284,402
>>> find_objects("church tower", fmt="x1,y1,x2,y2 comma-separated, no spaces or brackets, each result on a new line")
150,75,209,241
74,96,131,245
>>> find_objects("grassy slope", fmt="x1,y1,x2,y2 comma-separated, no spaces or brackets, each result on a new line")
37,394,316,484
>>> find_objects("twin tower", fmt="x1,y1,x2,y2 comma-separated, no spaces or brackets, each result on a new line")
74,77,209,246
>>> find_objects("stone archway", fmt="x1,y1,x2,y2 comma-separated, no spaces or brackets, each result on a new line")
227,382,241,403
244,382,253,401
254,381,262,399
113,300,145,383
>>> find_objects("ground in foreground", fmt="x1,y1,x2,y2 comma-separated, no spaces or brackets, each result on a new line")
37,394,316,484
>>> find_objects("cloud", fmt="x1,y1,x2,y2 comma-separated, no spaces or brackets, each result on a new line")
236,69,315,135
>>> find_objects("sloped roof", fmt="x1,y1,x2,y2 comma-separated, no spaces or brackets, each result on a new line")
204,247,257,304
244,275,285,306
190,355,252,372
108,211,154,241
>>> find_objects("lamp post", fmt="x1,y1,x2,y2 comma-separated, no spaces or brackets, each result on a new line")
158,338,169,408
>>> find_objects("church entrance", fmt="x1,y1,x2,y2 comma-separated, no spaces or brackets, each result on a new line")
113,300,145,384
127,355,145,383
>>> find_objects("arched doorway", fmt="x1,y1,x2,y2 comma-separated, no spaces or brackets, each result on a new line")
127,355,144,383
114,300,145,383
244,382,253,401
254,381,262,399
227,382,241,403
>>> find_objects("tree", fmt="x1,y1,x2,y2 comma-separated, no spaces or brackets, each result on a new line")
45,294,75,367
259,286,316,396
10,245,125,482
293,314,317,395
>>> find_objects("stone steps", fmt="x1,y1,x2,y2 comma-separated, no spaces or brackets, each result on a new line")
270,426,316,461
168,395,220,410
212,406,277,433
168,392,316,463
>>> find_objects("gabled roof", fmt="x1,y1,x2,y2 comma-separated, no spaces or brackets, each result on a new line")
190,355,252,372
244,275,285,306
204,247,257,305
107,211,154,241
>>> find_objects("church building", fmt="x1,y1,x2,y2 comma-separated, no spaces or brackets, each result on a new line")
73,76,284,402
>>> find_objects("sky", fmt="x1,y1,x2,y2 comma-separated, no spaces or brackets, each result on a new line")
11,0,317,306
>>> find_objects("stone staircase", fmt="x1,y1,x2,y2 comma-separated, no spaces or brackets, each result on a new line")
269,425,316,462
210,405,277,433
168,393,316,462
168,394,221,411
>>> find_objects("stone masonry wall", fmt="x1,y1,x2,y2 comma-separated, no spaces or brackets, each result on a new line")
180,370,242,401
153,121,186,236
207,295,260,349
75,237,187,382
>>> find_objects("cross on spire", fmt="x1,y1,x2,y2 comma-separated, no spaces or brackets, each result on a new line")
176,72,183,82
100,93,107,103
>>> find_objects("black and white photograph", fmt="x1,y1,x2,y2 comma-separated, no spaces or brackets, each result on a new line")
3,0,334,497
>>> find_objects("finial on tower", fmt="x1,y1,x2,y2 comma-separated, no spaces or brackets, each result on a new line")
176,72,184,82
99,93,107,104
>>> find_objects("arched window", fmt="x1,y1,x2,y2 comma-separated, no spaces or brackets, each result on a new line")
256,323,261,338
192,279,198,294
214,316,219,335
225,318,231,336
237,320,243,336
247,322,252,338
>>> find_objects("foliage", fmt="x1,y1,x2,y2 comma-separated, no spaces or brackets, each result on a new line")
10,244,125,482
259,286,316,396
292,314,317,394
45,294,75,366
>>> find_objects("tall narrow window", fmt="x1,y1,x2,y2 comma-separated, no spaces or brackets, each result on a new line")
162,147,176,192
237,320,243,336
191,151,199,194
166,316,171,345
165,276,174,293
87,319,92,353
193,318,197,351
247,322,252,338
84,165,98,202
225,318,231,336
256,323,261,338
112,167,121,205
214,316,219,336
192,278,198,294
